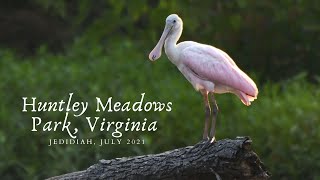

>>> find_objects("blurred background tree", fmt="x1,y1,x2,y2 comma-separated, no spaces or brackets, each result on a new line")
0,0,319,179
1,0,319,81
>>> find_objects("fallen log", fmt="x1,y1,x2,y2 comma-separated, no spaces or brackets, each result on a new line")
48,136,270,180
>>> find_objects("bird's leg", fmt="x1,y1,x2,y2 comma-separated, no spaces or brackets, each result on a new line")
201,90,211,140
209,93,219,143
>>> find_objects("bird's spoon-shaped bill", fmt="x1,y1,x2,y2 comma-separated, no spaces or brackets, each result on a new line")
149,25,172,61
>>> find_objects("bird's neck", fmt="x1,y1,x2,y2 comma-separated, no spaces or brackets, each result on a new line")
164,27,182,65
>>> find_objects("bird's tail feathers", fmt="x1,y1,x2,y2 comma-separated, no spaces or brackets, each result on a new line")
236,91,257,106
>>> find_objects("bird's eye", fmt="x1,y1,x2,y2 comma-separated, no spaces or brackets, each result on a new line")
173,20,176,23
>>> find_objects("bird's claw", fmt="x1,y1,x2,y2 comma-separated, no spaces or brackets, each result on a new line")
202,136,217,143
210,137,216,143
202,136,209,141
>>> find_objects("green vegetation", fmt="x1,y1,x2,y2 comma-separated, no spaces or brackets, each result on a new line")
0,40,319,179
1,1,320,80
0,0,320,179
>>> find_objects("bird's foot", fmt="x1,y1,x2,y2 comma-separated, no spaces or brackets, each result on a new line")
190,137,209,152
210,136,216,143
201,136,210,143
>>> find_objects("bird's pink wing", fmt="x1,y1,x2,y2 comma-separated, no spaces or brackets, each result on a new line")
181,45,258,97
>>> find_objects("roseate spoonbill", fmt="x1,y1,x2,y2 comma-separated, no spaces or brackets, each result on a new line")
148,14,258,143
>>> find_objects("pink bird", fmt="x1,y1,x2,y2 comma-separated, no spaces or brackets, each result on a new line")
148,14,258,143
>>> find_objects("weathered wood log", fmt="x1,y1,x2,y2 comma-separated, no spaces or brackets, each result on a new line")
47,137,270,180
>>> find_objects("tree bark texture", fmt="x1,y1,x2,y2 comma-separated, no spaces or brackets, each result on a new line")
47,137,270,180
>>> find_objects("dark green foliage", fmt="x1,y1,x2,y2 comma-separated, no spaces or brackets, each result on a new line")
1,1,319,80
21,0,320,81
0,1,320,180
0,40,319,179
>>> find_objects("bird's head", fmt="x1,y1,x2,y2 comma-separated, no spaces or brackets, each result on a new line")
149,14,182,61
